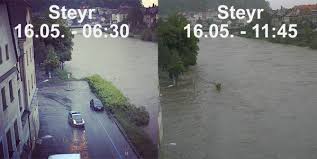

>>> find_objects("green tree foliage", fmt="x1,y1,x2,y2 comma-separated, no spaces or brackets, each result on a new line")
158,14,199,83
30,0,142,12
160,0,271,15
43,45,60,72
33,15,74,65
125,1,145,32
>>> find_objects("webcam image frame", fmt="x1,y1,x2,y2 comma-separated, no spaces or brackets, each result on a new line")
0,0,159,159
158,0,317,159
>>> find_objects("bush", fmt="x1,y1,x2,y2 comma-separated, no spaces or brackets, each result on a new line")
141,29,153,41
214,83,222,92
310,38,317,49
129,106,150,126
86,75,128,107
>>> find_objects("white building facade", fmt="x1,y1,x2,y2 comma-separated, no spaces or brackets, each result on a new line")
0,1,39,159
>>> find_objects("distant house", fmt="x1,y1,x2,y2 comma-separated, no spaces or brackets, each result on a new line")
111,10,128,24
111,1,137,24
284,4,317,24
312,10,317,25
271,7,289,27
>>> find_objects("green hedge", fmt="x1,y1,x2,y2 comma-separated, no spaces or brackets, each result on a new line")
86,75,128,107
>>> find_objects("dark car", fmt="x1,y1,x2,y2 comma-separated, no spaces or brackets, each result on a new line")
90,99,104,111
68,111,85,127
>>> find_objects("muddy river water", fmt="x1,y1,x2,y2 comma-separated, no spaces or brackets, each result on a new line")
160,37,317,159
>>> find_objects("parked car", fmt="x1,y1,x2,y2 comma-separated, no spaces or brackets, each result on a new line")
68,111,85,127
90,99,104,111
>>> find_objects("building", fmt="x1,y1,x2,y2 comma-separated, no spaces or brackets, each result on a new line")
284,4,317,24
271,7,289,27
111,10,128,24
0,0,39,158
0,2,25,159
312,10,317,25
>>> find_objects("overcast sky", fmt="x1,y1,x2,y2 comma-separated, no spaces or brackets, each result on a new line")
267,0,317,9
141,0,316,9
142,0,158,7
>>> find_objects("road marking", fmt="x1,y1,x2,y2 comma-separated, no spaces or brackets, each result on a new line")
95,116,123,159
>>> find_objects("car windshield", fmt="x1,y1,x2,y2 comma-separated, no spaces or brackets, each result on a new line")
72,114,82,121
95,101,103,107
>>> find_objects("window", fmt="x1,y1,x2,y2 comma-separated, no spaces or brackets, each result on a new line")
0,140,4,159
26,51,28,66
18,89,22,111
14,120,20,146
6,130,13,158
30,48,32,63
9,80,14,102
0,46,2,64
28,80,30,96
2,87,7,111
19,60,24,82
5,44,9,60
31,74,33,89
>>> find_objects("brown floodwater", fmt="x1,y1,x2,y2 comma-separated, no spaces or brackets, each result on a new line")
160,37,317,159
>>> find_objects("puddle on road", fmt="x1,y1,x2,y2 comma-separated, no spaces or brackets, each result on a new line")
43,92,72,111
69,129,90,159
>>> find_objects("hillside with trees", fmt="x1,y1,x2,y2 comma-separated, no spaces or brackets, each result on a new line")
29,0,141,12
160,0,271,15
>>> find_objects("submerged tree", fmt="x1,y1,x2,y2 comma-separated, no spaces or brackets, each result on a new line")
158,14,199,84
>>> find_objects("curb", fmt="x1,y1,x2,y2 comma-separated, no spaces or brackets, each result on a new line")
107,112,143,159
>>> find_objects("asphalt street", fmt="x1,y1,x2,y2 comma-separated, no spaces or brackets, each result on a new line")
32,81,137,159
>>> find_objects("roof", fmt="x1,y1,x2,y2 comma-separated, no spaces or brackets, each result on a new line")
294,4,317,11
70,111,81,114
287,4,317,17
48,154,80,159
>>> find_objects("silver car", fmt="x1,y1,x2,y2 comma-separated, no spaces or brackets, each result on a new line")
68,111,85,127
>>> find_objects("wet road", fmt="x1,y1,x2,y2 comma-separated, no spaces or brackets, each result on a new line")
65,33,159,144
160,37,317,159
33,81,137,159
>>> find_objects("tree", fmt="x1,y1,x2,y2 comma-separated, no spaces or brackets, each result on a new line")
167,50,185,85
33,15,74,67
43,45,60,73
33,38,47,65
125,1,144,32
158,14,199,84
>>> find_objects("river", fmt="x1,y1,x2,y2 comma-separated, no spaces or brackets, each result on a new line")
160,37,317,159
65,32,160,145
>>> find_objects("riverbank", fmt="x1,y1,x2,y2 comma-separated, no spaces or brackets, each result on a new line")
86,75,158,159
238,28,317,50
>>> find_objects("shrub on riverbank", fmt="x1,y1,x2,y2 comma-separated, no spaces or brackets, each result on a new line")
141,29,156,41
310,38,317,49
86,75,128,107
85,75,156,158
